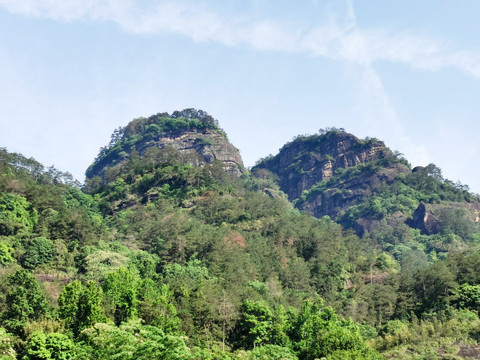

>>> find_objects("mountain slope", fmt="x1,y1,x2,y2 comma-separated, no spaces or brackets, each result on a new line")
2,113,480,359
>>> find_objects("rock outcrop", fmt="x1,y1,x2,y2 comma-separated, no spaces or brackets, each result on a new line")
253,131,393,201
300,162,409,220
410,201,480,235
86,109,244,180
253,130,407,221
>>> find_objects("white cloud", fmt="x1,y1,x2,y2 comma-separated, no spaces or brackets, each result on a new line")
2,0,480,78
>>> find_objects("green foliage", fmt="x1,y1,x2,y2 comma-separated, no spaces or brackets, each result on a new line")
81,249,130,281
137,280,180,333
102,268,140,325
376,309,480,359
234,300,274,349
0,193,37,236
438,208,476,239
22,237,56,270
58,280,105,336
413,261,457,313
0,240,14,265
2,137,480,359
0,327,16,359
23,332,75,360
78,320,192,360
289,299,381,360
2,269,51,334
246,344,298,359
453,283,480,311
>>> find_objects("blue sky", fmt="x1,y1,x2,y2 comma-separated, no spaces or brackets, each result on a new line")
0,0,479,193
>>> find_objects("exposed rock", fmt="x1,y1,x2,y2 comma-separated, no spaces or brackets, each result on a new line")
354,212,408,237
412,203,440,235
354,217,381,237
253,131,408,221
411,166,425,173
134,130,244,176
86,109,244,180
410,201,480,235
300,163,409,220
254,132,393,201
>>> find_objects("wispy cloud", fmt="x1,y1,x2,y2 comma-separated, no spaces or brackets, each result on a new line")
2,0,480,77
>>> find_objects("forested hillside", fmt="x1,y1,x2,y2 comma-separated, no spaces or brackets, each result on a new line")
1,112,480,359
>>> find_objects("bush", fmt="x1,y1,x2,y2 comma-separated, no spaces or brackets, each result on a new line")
22,237,56,270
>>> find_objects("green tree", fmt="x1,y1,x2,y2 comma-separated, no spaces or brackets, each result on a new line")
2,269,51,334
22,237,56,270
0,327,16,359
289,299,380,360
78,320,192,360
23,332,75,360
103,268,140,325
246,344,298,359
0,240,14,265
414,261,456,313
58,280,105,336
137,280,180,333
235,300,274,349
454,283,480,311
0,193,37,236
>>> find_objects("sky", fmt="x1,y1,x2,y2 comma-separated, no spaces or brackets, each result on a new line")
0,0,479,193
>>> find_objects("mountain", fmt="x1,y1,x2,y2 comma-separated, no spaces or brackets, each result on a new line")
86,109,244,182
253,128,479,236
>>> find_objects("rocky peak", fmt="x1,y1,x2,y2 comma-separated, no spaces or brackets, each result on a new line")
253,130,394,201
86,109,244,180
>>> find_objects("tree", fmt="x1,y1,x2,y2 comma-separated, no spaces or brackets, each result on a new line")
103,268,140,325
0,327,16,359
246,344,298,359
414,261,457,314
453,283,480,311
78,320,192,360
2,269,51,334
289,299,380,360
0,240,14,265
0,193,37,236
235,300,274,349
137,280,180,334
23,332,75,360
22,237,56,270
58,280,105,336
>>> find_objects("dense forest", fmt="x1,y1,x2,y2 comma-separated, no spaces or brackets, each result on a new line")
1,112,480,359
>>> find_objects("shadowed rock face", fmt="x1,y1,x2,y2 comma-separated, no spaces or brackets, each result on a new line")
412,203,441,235
86,109,244,180
300,163,409,220
410,201,480,235
252,131,404,222
253,132,393,201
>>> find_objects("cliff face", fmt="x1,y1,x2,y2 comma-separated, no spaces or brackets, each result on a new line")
133,130,244,175
86,109,244,180
254,131,393,201
253,130,404,222
299,162,409,220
